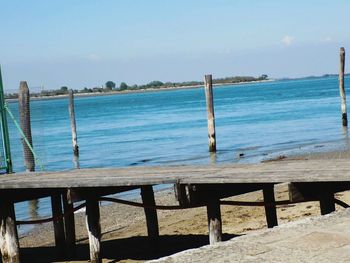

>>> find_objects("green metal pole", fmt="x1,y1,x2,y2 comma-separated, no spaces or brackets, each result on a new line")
0,66,13,173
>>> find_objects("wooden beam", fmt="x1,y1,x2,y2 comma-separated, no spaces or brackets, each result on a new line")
206,199,222,244
51,194,66,257
85,197,101,263
62,189,76,257
141,186,159,241
263,185,278,228
0,201,19,263
184,184,264,206
319,192,336,215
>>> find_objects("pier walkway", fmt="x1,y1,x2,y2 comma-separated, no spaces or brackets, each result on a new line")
1,158,350,262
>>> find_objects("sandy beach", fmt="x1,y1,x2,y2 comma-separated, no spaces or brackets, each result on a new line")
17,149,350,263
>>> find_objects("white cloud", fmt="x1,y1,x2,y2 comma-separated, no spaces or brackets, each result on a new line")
281,35,295,46
322,37,333,43
87,53,101,61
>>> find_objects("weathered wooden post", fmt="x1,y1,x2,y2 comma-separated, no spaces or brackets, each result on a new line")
339,47,347,127
206,199,222,244
51,194,66,257
68,89,79,157
65,89,79,254
62,190,76,257
141,186,159,242
0,200,20,263
85,197,101,263
18,81,35,172
19,82,41,234
263,185,278,228
204,75,216,152
19,82,66,257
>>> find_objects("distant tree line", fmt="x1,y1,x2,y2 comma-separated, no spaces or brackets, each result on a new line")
4,75,269,99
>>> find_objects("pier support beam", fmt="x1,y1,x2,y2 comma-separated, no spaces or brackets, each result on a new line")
206,199,222,244
51,194,66,257
85,197,101,263
263,185,278,228
62,190,76,257
141,186,159,242
319,192,335,215
0,201,19,263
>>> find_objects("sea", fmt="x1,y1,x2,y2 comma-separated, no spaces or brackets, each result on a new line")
5,75,350,234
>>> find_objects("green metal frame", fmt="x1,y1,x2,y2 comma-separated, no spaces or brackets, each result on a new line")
0,66,12,173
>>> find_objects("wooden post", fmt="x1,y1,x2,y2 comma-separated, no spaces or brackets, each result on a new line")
68,89,79,157
339,47,348,127
319,192,335,215
51,194,66,257
140,186,159,241
206,199,221,244
62,190,76,257
19,82,40,228
18,81,35,172
263,185,278,228
204,75,216,152
85,197,101,263
0,201,20,263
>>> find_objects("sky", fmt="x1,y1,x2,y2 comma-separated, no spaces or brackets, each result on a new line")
1,0,350,91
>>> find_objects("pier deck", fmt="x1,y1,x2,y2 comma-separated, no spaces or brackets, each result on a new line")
1,158,350,262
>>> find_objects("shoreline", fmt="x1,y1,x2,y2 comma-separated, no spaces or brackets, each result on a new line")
5,79,274,103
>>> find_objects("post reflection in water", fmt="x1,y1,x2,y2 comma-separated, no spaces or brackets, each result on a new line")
29,199,39,219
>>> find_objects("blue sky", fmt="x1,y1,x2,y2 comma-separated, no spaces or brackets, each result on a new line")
1,0,350,91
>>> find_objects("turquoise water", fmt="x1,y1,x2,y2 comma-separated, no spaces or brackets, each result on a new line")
7,75,350,232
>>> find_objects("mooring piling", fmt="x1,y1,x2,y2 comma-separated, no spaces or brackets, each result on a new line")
204,74,216,152
339,47,347,127
19,82,69,257
18,81,35,172
68,89,79,157
19,82,40,224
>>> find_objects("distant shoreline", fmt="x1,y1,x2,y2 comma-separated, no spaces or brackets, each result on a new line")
5,79,275,103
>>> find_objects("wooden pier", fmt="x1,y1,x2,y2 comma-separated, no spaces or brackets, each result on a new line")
1,158,350,262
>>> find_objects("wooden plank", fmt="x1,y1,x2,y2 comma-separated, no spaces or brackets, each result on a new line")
263,185,278,228
85,197,101,263
141,186,159,242
2,160,350,189
0,201,20,263
206,199,222,244
51,194,66,258
204,74,216,152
